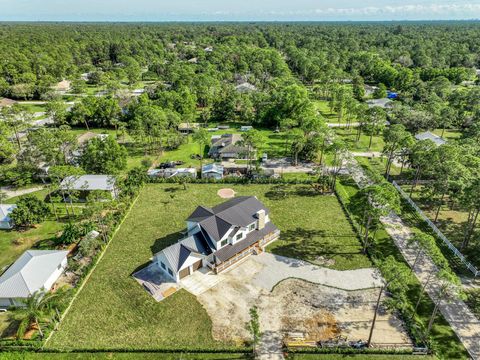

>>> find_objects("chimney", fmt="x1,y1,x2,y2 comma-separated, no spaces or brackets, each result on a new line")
257,209,266,230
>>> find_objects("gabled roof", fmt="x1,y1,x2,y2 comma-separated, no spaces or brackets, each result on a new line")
159,232,212,271
202,163,224,174
415,131,446,146
0,204,16,223
187,196,269,242
60,175,116,191
0,250,68,298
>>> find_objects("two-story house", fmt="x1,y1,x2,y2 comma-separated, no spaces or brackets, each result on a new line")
153,196,280,282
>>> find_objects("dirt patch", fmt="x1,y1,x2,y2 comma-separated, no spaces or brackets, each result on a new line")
196,258,411,347
217,188,236,199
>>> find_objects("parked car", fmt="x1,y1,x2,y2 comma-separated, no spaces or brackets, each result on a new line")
190,154,203,160
158,162,176,169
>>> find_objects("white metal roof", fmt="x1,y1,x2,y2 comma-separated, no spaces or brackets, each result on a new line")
415,132,446,146
0,250,68,298
60,175,116,191
0,204,16,223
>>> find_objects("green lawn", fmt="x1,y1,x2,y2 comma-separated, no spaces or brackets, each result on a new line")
336,177,469,359
0,353,251,360
313,99,340,122
15,103,46,114
466,289,480,319
0,189,66,270
47,183,368,350
401,185,480,271
335,128,385,152
290,355,433,360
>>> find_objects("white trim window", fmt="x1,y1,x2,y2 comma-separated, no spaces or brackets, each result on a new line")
248,223,256,231
220,239,228,247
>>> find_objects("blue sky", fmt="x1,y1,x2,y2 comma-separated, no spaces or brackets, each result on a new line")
1,0,480,21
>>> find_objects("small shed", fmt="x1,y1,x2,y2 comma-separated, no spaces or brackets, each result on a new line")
202,164,224,180
178,123,200,135
0,204,17,230
415,132,446,146
240,126,253,132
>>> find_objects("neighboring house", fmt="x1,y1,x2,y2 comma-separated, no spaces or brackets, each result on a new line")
235,82,257,93
208,134,249,160
364,85,378,96
69,132,109,163
153,196,280,282
147,168,197,179
240,125,253,131
77,132,109,147
60,175,117,200
415,131,446,146
53,80,71,94
366,98,393,109
0,250,68,309
202,163,224,180
0,98,17,108
0,204,17,230
178,123,200,135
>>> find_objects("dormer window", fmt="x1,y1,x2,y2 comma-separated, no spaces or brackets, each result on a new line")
220,239,228,247
249,223,256,231
236,233,242,241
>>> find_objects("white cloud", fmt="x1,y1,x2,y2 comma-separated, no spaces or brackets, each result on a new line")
312,4,480,16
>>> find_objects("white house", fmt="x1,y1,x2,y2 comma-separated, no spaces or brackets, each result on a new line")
153,196,280,282
202,163,224,180
0,204,17,230
0,250,68,309
415,131,446,147
60,175,117,200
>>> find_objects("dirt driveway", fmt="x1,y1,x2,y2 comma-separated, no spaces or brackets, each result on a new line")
196,254,411,348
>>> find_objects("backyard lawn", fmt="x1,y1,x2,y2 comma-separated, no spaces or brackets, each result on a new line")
0,189,65,270
47,183,368,350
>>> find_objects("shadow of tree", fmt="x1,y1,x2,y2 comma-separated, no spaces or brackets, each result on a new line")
0,318,19,339
150,230,185,255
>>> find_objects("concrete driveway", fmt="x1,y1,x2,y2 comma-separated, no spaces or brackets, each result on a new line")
252,253,382,291
180,267,224,296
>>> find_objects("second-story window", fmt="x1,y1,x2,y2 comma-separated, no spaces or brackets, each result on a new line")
236,233,242,241
220,239,228,247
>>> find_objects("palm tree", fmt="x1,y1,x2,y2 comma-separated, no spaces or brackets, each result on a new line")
11,290,64,339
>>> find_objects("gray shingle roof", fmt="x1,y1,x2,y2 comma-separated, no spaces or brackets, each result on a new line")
160,232,212,271
0,250,68,298
187,196,270,242
60,175,116,191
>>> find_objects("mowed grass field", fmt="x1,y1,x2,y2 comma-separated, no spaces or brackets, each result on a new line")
47,183,369,350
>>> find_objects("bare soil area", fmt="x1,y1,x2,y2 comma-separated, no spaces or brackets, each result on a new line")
197,258,411,347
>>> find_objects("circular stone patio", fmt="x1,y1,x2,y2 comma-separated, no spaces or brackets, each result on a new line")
217,188,236,199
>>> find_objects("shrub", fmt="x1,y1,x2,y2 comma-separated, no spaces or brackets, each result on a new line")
10,195,51,228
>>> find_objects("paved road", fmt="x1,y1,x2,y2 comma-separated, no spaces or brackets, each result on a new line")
346,153,480,359
0,185,44,199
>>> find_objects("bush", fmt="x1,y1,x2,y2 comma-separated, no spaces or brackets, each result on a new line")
10,195,51,228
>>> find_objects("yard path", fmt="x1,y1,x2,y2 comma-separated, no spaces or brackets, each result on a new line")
253,253,382,360
0,185,45,199
345,153,480,360
253,253,382,291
